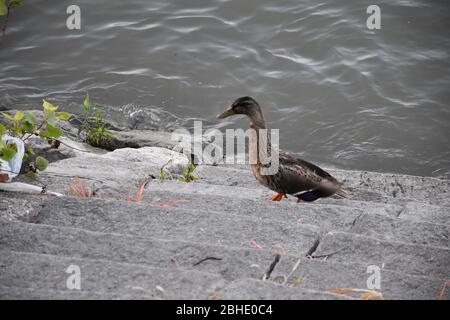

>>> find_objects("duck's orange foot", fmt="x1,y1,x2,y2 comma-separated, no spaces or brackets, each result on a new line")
271,193,286,201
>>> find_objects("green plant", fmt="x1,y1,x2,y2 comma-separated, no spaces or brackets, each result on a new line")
0,100,70,180
159,168,167,180
79,93,114,147
178,162,198,183
0,0,23,38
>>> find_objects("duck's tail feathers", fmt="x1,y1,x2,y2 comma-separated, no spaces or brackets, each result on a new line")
334,187,351,199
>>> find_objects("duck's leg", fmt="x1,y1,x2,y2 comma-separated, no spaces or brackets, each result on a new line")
271,193,286,201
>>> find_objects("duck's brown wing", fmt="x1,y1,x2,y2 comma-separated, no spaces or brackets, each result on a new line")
279,150,341,197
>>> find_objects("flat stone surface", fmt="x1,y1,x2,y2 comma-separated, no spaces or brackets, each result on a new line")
0,250,226,300
0,219,286,281
313,231,450,279
33,197,321,255
220,278,353,300
0,285,161,300
271,256,447,300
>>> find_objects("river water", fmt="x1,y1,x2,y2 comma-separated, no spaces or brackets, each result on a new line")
1,0,449,178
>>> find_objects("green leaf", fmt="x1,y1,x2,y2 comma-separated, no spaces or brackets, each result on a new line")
9,0,23,9
43,109,56,125
41,124,62,139
14,111,24,122
42,100,59,112
1,112,15,122
0,0,7,16
35,156,49,172
24,112,37,126
0,123,7,136
21,121,35,133
24,171,37,181
84,93,90,110
56,112,71,121
27,145,35,155
1,145,17,161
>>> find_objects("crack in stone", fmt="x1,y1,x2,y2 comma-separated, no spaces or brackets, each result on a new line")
396,206,406,218
349,212,365,230
193,256,223,266
306,237,321,258
261,254,281,280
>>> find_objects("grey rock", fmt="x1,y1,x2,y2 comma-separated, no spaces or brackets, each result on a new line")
32,197,321,255
312,231,450,279
220,278,353,300
0,250,226,300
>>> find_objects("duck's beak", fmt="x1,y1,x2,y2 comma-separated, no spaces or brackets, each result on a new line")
217,107,235,119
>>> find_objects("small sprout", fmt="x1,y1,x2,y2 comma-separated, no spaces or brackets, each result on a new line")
178,162,198,183
79,93,114,148
159,168,167,180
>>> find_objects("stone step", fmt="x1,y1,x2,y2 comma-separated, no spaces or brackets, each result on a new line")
140,180,450,226
0,249,353,300
0,219,288,282
1,219,445,299
311,231,450,280
0,250,226,300
194,165,450,206
135,189,449,248
220,278,353,300
31,197,321,255
3,184,448,249
0,285,158,300
37,146,450,207
271,256,447,300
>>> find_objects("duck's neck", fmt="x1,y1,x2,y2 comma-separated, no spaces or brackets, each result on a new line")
248,111,272,165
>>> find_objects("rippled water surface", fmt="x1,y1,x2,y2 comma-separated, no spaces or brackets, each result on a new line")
1,0,449,177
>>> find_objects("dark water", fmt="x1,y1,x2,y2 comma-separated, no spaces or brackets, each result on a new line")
1,0,449,178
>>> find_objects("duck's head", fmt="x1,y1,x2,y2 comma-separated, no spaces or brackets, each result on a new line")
217,96,266,128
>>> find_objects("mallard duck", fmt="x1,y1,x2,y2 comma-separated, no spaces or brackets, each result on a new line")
217,96,346,202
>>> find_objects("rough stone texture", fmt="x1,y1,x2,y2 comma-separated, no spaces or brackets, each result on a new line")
0,250,226,300
32,197,321,255
220,279,353,300
0,133,449,300
312,231,450,280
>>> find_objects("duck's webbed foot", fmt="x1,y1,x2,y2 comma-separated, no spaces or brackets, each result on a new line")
271,193,286,201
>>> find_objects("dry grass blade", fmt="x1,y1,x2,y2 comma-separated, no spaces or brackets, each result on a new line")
437,281,449,300
127,182,146,203
250,239,263,250
67,176,91,197
272,244,288,256
292,276,303,288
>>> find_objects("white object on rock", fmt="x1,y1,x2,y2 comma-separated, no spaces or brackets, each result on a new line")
0,182,63,196
0,134,63,196
0,134,25,182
